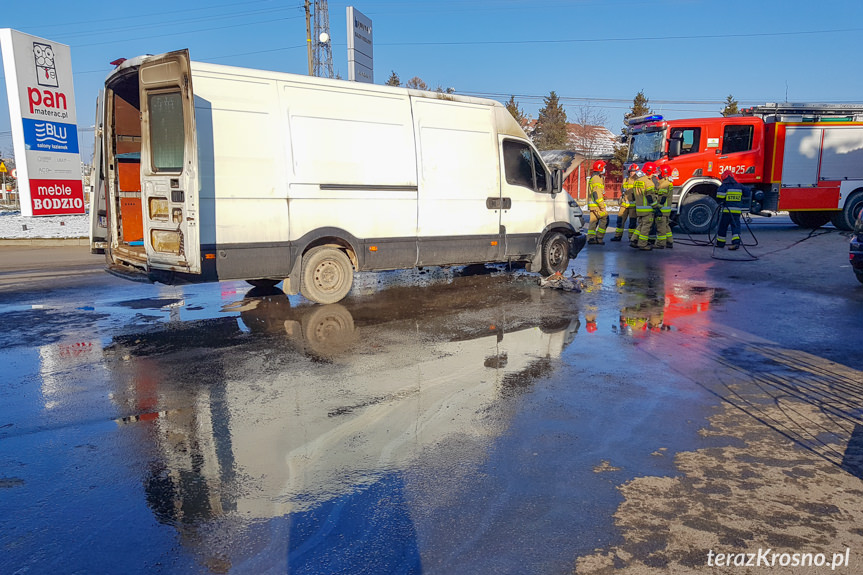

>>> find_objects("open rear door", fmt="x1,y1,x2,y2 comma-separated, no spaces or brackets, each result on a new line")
89,89,108,253
138,50,200,274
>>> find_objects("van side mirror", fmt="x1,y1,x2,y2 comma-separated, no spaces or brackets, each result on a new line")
552,169,563,195
668,139,681,158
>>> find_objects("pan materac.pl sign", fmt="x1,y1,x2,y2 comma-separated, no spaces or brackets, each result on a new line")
1,29,84,216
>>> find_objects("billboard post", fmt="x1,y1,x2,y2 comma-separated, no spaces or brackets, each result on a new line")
347,7,373,84
0,28,85,217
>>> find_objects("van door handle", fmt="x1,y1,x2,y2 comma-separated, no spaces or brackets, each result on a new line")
487,197,512,210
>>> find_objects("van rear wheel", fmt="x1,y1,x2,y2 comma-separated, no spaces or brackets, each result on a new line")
300,246,354,304
540,232,570,276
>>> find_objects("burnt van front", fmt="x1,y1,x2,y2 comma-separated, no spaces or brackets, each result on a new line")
98,50,200,282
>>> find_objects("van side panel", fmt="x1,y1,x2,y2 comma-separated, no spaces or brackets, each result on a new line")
191,68,290,280
281,81,419,269
412,97,501,266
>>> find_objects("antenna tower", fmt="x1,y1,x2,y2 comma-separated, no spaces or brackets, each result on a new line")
313,0,335,78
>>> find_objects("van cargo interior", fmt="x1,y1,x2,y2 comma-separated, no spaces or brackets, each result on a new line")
107,73,144,256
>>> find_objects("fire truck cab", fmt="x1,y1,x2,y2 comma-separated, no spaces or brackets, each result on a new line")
626,114,765,234
624,104,863,234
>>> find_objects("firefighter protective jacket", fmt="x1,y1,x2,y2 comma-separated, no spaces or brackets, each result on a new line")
634,174,658,216
716,178,749,215
621,176,636,208
655,177,673,215
588,174,607,213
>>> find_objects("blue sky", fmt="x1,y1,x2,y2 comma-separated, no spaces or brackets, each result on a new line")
3,0,863,162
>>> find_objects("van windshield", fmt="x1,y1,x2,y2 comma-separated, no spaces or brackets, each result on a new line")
149,92,184,172
627,131,664,163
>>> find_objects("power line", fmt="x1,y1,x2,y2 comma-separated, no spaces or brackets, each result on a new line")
7,0,300,31
75,15,304,48
378,26,863,47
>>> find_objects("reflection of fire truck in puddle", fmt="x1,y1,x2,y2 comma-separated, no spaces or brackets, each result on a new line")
614,276,725,336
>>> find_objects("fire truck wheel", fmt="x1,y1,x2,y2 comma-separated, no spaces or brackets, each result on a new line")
678,194,718,235
830,191,863,231
791,211,831,229
856,270,863,286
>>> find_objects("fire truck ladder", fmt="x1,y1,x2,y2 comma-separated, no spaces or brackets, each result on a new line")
742,103,863,122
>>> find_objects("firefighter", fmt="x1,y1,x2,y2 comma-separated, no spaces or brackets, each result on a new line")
715,170,747,250
586,160,609,245
632,162,659,250
653,165,674,249
611,163,638,242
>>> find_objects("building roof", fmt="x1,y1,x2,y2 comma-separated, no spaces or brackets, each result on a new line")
566,124,617,158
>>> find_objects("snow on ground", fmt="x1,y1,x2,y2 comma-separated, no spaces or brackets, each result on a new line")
0,210,89,239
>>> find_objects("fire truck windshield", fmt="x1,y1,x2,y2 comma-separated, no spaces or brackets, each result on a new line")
627,131,665,163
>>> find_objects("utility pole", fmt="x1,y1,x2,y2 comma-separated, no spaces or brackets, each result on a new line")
304,0,313,76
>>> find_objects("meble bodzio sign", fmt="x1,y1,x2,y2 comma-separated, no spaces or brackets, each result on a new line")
0,29,84,216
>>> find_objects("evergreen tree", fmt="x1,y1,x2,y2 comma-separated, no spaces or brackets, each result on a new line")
505,95,527,128
721,94,739,117
609,91,653,178
623,90,651,127
534,91,568,151
385,71,401,86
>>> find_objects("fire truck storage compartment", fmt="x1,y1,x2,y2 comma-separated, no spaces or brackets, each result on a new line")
776,124,863,211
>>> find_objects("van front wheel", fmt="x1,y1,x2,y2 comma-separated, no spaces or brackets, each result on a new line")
301,247,354,304
540,232,570,276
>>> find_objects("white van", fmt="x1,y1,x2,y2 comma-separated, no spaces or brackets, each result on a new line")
90,50,586,303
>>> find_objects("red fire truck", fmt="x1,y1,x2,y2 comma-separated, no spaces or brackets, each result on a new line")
624,103,863,233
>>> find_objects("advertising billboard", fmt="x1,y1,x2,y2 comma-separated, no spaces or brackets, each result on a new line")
0,29,84,217
347,7,373,84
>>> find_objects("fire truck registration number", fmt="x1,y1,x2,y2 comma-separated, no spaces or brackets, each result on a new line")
719,165,748,175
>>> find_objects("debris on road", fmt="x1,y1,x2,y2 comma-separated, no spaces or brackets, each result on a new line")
539,271,584,292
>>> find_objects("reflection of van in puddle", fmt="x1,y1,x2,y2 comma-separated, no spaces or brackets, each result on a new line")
91,49,586,304
105,275,579,557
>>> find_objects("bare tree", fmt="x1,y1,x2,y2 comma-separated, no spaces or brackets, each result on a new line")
405,76,428,91
569,103,609,162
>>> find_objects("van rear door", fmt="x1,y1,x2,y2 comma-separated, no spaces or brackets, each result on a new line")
138,50,200,274
89,89,108,253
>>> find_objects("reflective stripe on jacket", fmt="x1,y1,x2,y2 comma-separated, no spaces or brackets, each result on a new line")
620,177,635,208
717,179,746,215
634,175,657,216
656,178,673,214
588,175,606,211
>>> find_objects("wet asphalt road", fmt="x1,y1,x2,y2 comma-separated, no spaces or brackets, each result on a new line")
1,216,862,574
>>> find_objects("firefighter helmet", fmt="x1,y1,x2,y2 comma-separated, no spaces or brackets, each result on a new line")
642,162,658,176
628,163,640,173
659,165,672,177
721,169,734,180
592,160,606,173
